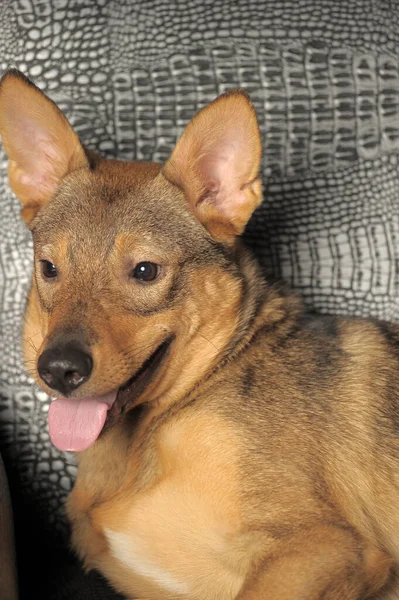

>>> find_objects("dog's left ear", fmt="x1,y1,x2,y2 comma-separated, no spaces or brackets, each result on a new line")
162,89,262,242
0,69,88,224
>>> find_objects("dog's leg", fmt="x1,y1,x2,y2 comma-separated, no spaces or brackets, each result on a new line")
237,525,392,600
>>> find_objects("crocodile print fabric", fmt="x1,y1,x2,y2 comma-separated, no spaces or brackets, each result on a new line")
0,0,399,597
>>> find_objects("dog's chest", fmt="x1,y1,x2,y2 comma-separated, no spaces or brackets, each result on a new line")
99,484,246,599
71,413,249,600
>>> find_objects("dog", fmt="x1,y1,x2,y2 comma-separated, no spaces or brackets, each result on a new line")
1,68,399,600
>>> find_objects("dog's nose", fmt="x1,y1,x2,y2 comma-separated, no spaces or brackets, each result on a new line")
37,341,93,395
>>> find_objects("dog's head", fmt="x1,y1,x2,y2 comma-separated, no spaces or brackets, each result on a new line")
0,70,262,451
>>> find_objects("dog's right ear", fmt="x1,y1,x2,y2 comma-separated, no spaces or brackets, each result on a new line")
0,69,88,224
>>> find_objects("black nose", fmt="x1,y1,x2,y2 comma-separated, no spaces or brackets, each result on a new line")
37,341,93,395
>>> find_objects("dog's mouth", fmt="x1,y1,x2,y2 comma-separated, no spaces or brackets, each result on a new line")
47,337,173,453
111,336,173,418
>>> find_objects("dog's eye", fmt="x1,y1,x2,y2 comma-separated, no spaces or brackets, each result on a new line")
40,260,58,280
132,262,159,282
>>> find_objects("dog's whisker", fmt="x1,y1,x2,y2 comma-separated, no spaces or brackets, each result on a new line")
22,359,36,366
179,315,221,351
196,331,220,352
24,368,37,377
24,339,39,354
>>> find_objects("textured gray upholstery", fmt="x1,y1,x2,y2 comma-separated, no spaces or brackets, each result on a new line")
0,0,398,597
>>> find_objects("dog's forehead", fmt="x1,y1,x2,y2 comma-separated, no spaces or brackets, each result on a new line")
32,161,207,254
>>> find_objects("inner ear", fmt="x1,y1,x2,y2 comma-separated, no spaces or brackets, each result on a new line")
0,69,88,223
162,89,262,243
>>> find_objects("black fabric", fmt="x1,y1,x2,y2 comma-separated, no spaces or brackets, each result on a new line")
0,0,399,598
40,561,124,600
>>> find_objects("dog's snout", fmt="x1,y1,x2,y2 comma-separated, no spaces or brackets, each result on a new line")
38,341,93,395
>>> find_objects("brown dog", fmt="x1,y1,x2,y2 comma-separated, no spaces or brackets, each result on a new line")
0,69,398,600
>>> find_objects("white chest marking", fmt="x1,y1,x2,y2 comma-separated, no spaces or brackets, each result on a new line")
105,528,189,596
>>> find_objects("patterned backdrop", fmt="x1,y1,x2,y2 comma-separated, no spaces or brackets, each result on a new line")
0,0,399,594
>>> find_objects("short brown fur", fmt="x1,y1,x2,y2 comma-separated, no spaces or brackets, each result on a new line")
1,69,399,599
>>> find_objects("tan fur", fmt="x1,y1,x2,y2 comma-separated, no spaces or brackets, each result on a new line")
163,90,262,242
0,73,87,222
1,70,398,599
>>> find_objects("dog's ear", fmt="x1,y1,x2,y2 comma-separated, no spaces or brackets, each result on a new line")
0,69,88,224
162,90,262,242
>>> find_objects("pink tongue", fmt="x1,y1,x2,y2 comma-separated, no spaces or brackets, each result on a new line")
48,391,117,452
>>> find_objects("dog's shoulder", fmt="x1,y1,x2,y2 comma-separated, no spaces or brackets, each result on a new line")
195,298,399,437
